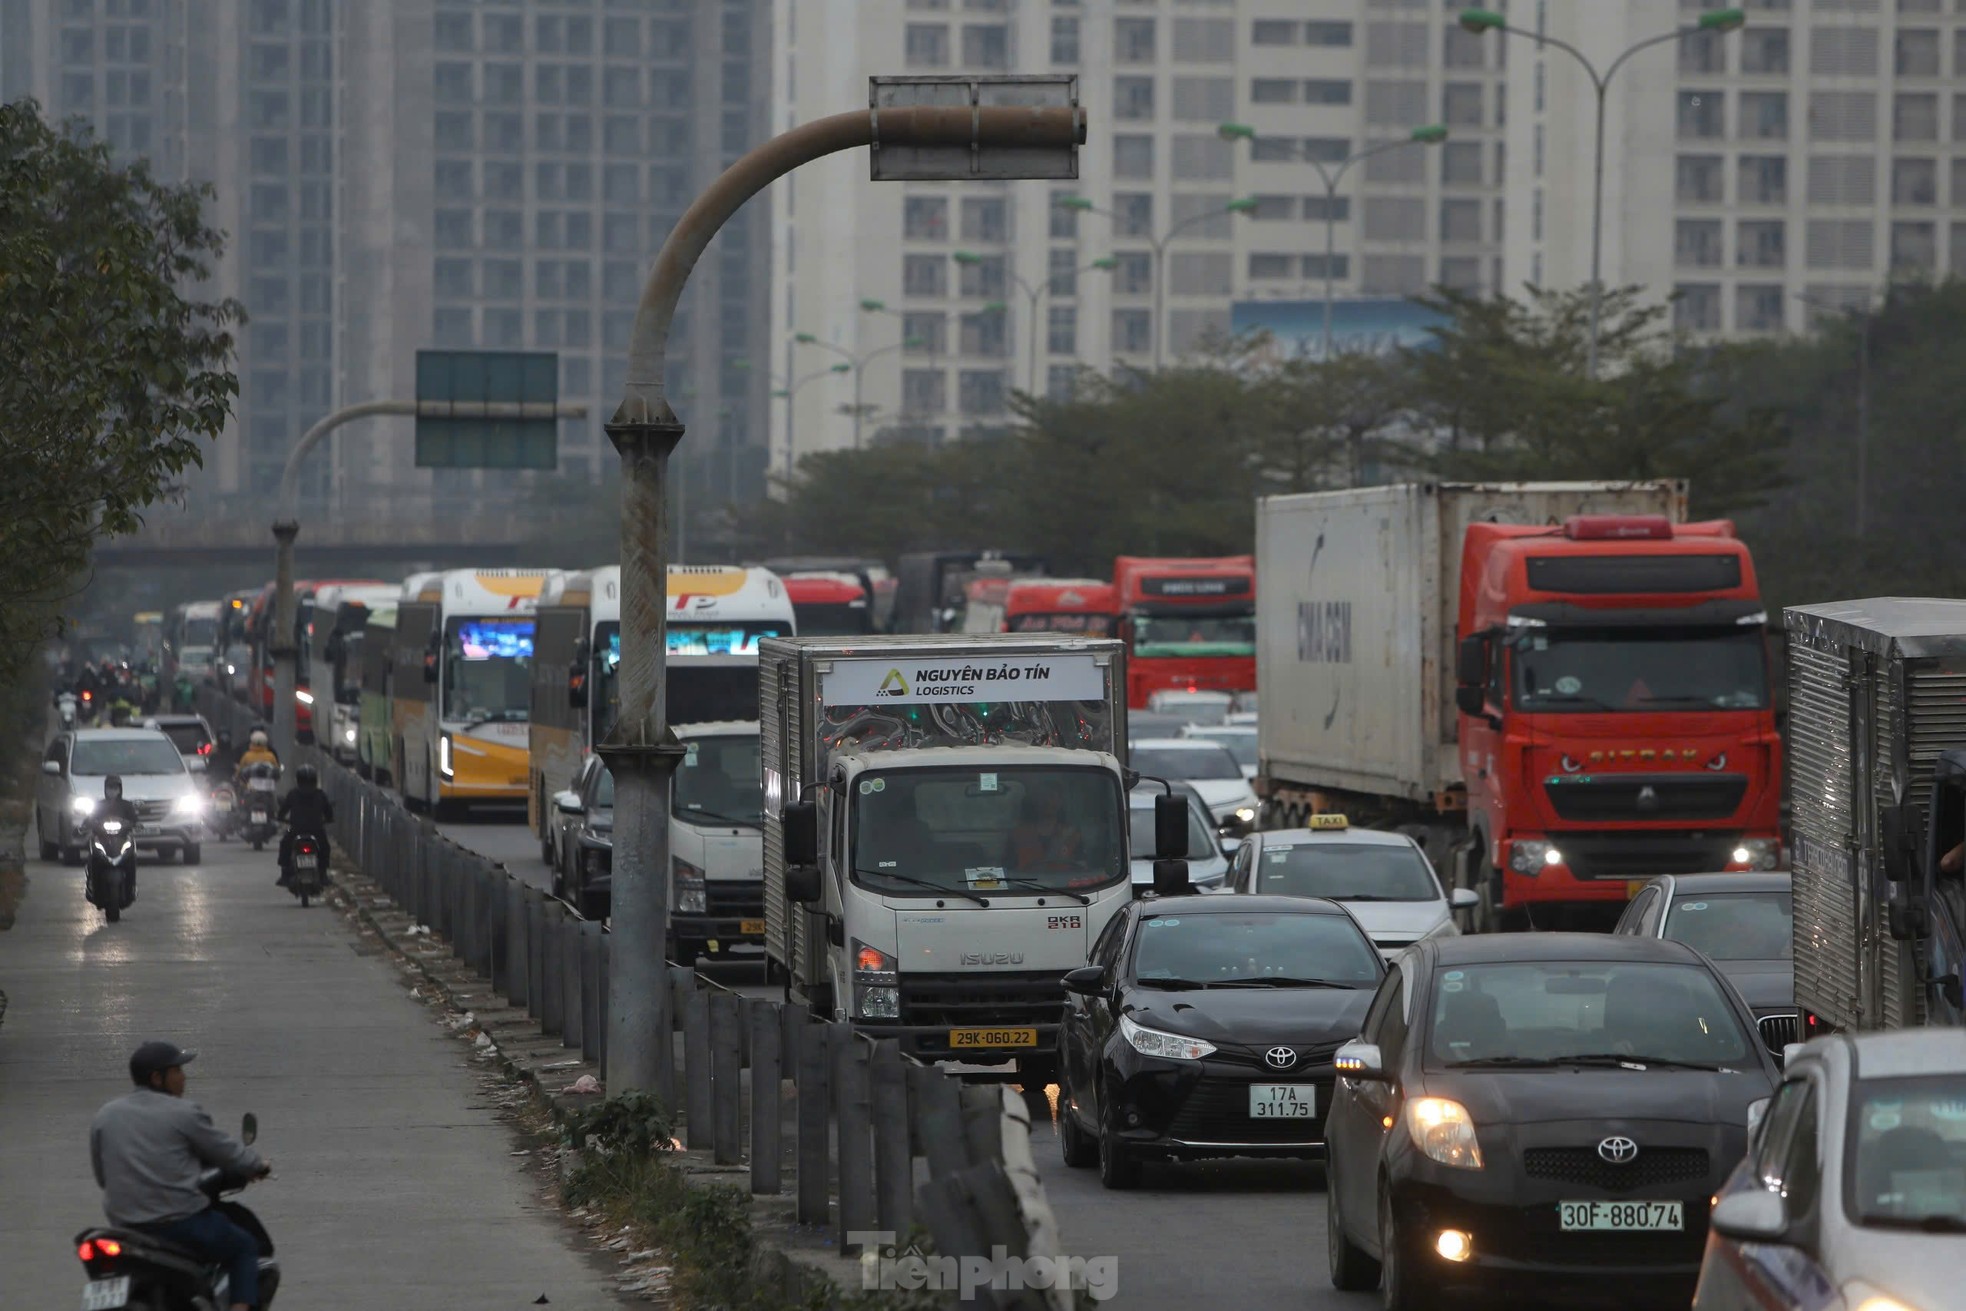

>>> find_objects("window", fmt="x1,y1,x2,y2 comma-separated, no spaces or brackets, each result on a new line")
1113,134,1155,179
1360,254,1425,295
1364,196,1425,241
1741,29,1790,74
1442,141,1483,185
1048,247,1079,297
1678,154,1726,203
1172,133,1232,179
1678,90,1725,140
902,369,946,414
434,62,473,106
1739,155,1786,204
1250,194,1296,221
1115,192,1153,237
1737,220,1786,267
1443,82,1483,127
1366,79,1427,126
1676,219,1725,267
1679,30,1726,73
904,255,946,297
1115,75,1156,120
1172,76,1233,122
1366,21,1428,68
1305,79,1352,106
1049,191,1079,238
1895,94,1938,141
1811,91,1877,141
1893,157,1937,204
905,23,949,66
1444,25,1485,68
1251,78,1297,105
1440,198,1482,243
958,369,1005,414
904,196,948,240
1247,252,1294,279
1050,15,1079,63
1812,26,1879,75
962,23,1009,67
1809,155,1877,205
1251,19,1298,46
435,208,473,249
1115,16,1155,63
1895,28,1940,74
1306,20,1353,46
1171,17,1233,62
1047,305,1076,355
959,310,1007,357
1304,195,1351,222
1046,365,1078,400
958,253,1006,297
1111,309,1151,354
1169,251,1230,295
1806,218,1875,269
1891,220,1937,269
959,196,1008,242
1112,251,1151,295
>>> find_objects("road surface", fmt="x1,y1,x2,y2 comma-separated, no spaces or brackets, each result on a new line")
0,830,627,1308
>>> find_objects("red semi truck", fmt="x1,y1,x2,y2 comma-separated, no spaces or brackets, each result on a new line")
1112,555,1257,709
1255,483,1782,932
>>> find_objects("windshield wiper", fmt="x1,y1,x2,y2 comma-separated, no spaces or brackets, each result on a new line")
1525,693,1615,710
1209,976,1360,989
1528,1052,1734,1072
853,869,990,907
987,875,1091,906
1859,1213,1966,1234
1134,977,1210,990
1444,1055,1570,1069
1323,893,1416,903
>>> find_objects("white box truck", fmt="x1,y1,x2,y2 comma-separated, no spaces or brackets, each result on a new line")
761,633,1144,1077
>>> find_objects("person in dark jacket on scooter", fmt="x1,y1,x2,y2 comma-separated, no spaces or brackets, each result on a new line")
96,775,142,900
275,764,333,888
92,1041,269,1311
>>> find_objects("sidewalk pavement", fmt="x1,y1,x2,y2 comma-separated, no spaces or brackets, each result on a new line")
0,838,629,1308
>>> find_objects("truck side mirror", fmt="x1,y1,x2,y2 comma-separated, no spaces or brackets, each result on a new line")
1454,685,1486,717
1888,893,1929,942
1881,803,1916,883
782,799,818,868
1152,859,1191,897
1455,634,1486,688
786,863,823,905
1154,793,1190,860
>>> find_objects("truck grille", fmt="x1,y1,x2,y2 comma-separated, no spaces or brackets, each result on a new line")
1544,774,1747,822
1165,1078,1331,1145
1522,1146,1708,1191
706,883,762,917
1549,833,1746,880
1757,1013,1798,1054
898,971,1065,1047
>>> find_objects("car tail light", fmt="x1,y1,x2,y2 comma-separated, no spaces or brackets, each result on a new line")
77,1241,93,1262
198,741,213,755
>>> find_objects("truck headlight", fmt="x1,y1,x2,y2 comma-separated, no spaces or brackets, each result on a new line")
852,939,900,1020
1407,1097,1484,1170
1509,840,1561,873
1119,1013,1216,1062
1844,1284,1919,1311
1730,839,1780,871
673,858,706,913
296,688,314,706
343,726,358,744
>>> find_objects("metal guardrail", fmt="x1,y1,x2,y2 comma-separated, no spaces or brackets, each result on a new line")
194,684,1074,1309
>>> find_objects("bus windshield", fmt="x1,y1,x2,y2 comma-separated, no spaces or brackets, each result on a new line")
592,621,786,739
181,617,219,647
443,618,534,723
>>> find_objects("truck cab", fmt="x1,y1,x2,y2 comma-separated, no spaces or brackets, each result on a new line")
669,722,768,961
1112,556,1256,709
1455,515,1782,928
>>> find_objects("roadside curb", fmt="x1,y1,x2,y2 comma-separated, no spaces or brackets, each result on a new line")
327,863,872,1307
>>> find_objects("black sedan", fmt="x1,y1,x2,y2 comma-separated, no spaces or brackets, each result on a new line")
1324,934,1779,1310
1056,894,1385,1189
1612,871,1795,1054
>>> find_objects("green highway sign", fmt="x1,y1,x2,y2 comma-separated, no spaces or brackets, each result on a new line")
414,350,560,469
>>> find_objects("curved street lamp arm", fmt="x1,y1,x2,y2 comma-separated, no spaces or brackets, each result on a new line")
1482,21,1605,91
1602,24,1713,85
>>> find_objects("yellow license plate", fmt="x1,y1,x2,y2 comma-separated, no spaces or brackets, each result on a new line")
949,1027,1038,1049
739,918,765,935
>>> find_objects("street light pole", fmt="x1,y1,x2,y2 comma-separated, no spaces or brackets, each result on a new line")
1457,7,1745,378
794,333,919,450
771,363,852,481
268,398,586,761
1221,123,1447,362
1057,196,1257,370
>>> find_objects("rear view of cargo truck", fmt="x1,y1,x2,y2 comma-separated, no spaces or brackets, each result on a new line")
1255,482,1783,932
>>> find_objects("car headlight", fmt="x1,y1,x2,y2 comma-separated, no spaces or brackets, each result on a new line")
1119,1013,1216,1062
852,940,900,1020
1509,840,1562,873
1406,1097,1484,1170
173,794,204,817
71,795,97,815
1233,805,1256,823
673,858,706,913
296,688,314,706
1730,838,1781,871
343,727,358,743
1845,1284,1919,1311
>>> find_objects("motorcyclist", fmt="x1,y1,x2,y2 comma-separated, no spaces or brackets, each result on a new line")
275,764,333,887
96,775,142,900
235,730,280,784
91,1041,269,1311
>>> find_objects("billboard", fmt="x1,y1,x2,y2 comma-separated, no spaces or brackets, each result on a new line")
1231,298,1446,363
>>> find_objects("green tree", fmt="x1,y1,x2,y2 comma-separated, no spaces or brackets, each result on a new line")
0,101,241,668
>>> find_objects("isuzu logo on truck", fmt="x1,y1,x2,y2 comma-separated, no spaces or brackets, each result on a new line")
961,951,1026,966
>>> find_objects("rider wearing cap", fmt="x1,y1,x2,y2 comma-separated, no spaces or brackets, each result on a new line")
91,1042,270,1311
275,764,333,888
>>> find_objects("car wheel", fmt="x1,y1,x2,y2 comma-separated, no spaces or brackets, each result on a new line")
551,868,566,901
1058,1077,1098,1169
1096,1085,1142,1191
182,845,201,866
1325,1156,1381,1291
1379,1180,1433,1311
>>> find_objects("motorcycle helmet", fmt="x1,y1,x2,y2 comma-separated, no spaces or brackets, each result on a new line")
297,764,319,788
104,774,123,802
249,729,269,748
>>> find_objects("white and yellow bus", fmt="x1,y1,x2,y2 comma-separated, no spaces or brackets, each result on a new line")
528,565,794,847
390,568,554,813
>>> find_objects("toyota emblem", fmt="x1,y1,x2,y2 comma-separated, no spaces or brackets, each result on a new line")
1264,1046,1297,1070
1597,1136,1639,1164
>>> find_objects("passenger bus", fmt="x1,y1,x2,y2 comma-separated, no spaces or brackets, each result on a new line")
390,568,553,812
305,584,399,759
164,601,224,689
782,572,872,636
528,564,794,848
1002,579,1118,636
1111,555,1257,708
356,604,397,780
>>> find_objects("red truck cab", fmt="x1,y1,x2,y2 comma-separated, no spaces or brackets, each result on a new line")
783,572,872,636
1453,514,1782,928
1112,556,1256,709
1002,579,1117,636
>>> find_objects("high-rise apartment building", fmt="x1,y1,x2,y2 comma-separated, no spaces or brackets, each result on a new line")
1502,0,1966,335
2,0,772,533
770,0,1507,464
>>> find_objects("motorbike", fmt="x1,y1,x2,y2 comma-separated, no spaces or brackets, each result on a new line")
74,1112,280,1311
283,830,327,908
56,691,79,730
239,765,280,851
85,813,138,923
205,782,239,842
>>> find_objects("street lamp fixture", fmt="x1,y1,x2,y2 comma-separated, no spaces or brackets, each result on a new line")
1056,196,1097,212
1090,257,1118,271
951,250,985,266
1224,197,1261,214
1409,124,1449,144
979,301,1008,314
1216,122,1256,142
794,332,819,344
858,298,887,312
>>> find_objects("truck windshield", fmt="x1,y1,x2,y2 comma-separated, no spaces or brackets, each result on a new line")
1130,613,1255,659
1846,1076,1966,1231
1131,745,1243,781
851,765,1125,895
1009,612,1116,637
674,735,763,828
792,604,871,636
1512,627,1768,713
443,618,534,723
336,633,364,701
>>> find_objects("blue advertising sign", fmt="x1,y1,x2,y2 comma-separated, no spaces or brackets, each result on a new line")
1231,298,1446,362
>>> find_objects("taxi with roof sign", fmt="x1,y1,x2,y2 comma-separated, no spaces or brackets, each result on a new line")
1226,815,1477,957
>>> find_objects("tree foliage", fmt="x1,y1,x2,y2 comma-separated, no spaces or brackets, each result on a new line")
0,101,241,668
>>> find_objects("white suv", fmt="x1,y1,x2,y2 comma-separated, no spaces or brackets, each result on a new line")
37,728,206,865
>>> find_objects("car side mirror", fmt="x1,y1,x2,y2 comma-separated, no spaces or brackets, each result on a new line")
785,862,823,906
1154,793,1190,860
1334,1039,1390,1081
555,793,584,817
782,800,818,868
1454,685,1486,718
1782,1042,1805,1070
1450,887,1479,910
42,759,61,775
241,1112,258,1146
1710,1190,1789,1245
1062,965,1105,997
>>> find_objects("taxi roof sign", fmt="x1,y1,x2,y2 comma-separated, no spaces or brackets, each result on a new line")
1308,813,1350,831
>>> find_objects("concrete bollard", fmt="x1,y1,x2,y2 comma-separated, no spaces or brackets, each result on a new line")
559,915,582,1051
541,903,565,1037
746,998,783,1195
504,879,528,1009
794,1017,831,1226
596,934,610,1072
682,977,712,1150
832,1027,875,1254
910,1066,968,1179
870,1041,913,1235
525,886,546,1021
709,991,743,1165
579,921,603,1063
